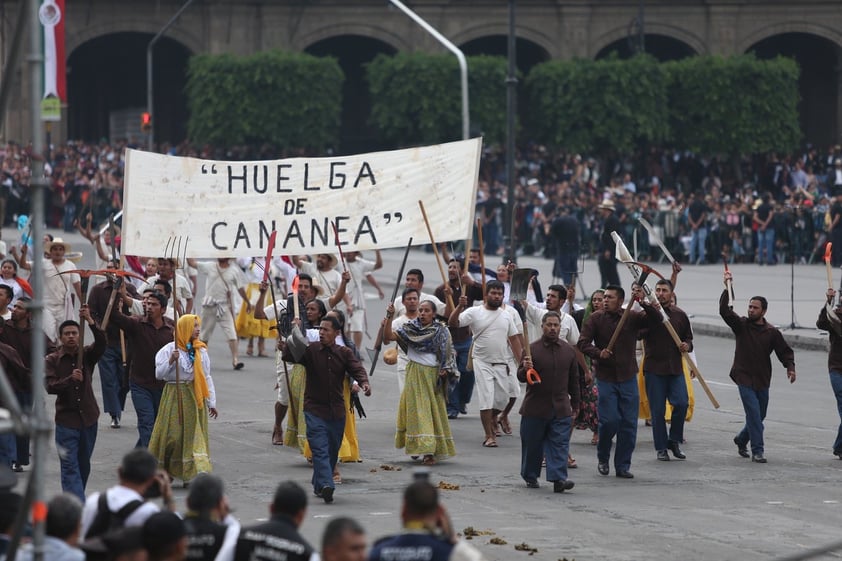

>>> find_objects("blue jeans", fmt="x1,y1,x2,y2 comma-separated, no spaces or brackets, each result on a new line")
98,346,124,419
644,372,688,451
690,227,707,264
735,385,769,455
305,411,345,494
757,228,775,265
0,432,15,467
131,382,163,448
597,378,639,472
447,338,474,417
520,415,572,483
14,391,31,465
830,371,842,454
55,422,98,501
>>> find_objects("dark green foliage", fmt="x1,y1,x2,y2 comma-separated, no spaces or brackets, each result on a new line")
366,52,508,145
186,51,344,149
665,54,801,154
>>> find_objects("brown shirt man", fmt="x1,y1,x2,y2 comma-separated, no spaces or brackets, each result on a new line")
45,324,106,429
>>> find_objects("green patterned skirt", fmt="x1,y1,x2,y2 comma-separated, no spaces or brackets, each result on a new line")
395,361,456,459
148,383,211,482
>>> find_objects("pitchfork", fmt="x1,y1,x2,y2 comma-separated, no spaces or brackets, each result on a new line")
163,236,189,424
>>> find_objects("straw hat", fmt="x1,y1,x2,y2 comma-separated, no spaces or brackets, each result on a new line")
45,237,71,253
598,200,616,212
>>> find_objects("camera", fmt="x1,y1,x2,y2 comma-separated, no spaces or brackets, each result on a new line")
413,467,431,482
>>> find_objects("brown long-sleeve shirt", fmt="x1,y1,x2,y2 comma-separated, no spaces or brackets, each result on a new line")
109,312,174,390
87,279,138,348
518,337,579,419
435,281,484,343
817,305,842,372
720,290,795,389
0,323,56,371
639,302,693,376
577,308,648,383
45,325,106,429
283,342,368,421
0,341,28,396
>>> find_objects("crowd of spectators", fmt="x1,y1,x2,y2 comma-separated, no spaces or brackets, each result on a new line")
3,138,842,266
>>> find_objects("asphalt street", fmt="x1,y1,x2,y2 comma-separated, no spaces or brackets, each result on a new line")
7,229,842,561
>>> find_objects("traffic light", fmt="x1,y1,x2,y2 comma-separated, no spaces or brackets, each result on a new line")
141,112,152,133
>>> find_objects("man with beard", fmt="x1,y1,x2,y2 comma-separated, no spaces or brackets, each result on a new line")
449,280,523,448
111,290,175,447
637,280,693,461
577,285,648,479
721,270,795,463
281,316,370,503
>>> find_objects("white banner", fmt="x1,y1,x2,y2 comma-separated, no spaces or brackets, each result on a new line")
122,139,482,258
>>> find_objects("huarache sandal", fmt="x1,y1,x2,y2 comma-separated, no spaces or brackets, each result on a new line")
499,418,513,436
568,455,578,469
422,455,436,466
591,432,599,445
482,438,498,448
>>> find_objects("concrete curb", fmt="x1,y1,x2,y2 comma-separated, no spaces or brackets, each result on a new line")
691,319,830,352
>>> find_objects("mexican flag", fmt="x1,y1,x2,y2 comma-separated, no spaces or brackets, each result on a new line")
40,0,65,103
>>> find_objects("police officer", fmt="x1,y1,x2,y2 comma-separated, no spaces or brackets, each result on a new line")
368,480,488,561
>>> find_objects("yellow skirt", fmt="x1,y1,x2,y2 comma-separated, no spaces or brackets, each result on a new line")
637,356,695,422
235,283,274,338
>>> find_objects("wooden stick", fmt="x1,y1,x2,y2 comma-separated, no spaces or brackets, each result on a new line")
169,238,184,425
605,297,637,353
476,218,487,299
418,201,455,309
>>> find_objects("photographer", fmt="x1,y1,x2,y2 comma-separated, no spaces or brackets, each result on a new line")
368,479,487,561
80,449,175,539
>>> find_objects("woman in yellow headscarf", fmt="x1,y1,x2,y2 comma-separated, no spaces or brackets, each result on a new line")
151,314,218,486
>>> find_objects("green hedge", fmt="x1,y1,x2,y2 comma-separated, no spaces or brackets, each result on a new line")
525,54,669,153
525,54,801,155
186,51,344,149
665,54,801,154
366,52,508,145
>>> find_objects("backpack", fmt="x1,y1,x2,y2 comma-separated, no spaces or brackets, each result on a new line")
84,491,144,539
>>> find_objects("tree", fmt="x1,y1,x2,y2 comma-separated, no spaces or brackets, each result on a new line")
186,51,344,149
366,52,508,146
665,54,801,155
524,55,669,153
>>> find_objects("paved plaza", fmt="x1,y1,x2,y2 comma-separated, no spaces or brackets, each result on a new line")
7,229,842,560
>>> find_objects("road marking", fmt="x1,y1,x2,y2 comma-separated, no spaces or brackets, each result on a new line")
370,512,393,516
767,501,784,505
824,500,839,504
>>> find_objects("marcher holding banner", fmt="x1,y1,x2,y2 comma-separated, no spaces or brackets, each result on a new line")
816,287,842,459
120,139,482,259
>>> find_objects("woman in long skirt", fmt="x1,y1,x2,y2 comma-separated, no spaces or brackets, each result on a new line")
151,314,218,486
575,289,603,444
384,299,456,465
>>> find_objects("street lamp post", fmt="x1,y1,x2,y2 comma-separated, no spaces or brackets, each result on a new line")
506,0,517,263
387,0,469,141
147,0,196,151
